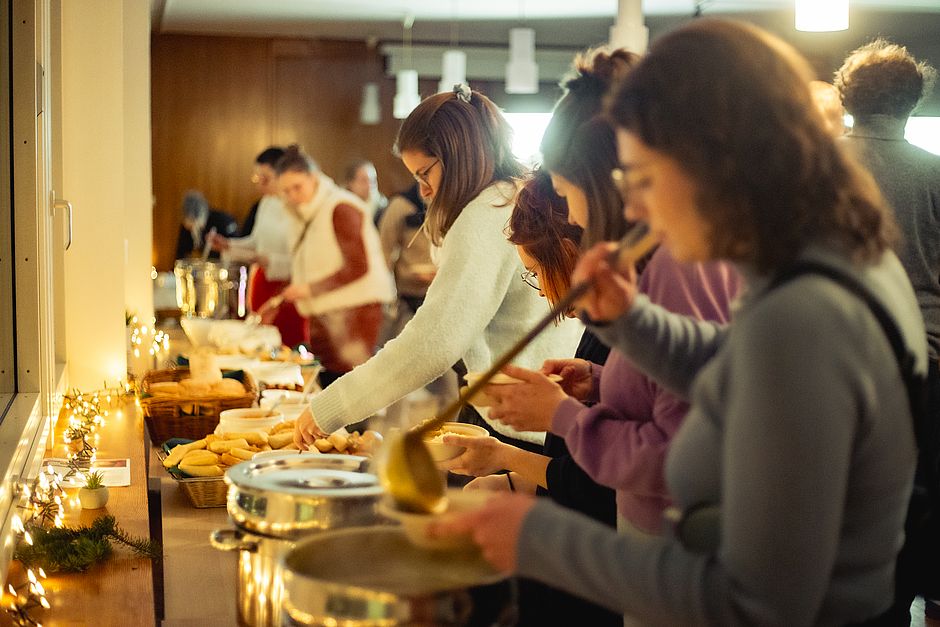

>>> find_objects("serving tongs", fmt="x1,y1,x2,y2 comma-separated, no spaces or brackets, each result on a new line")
380,224,659,514
244,293,285,328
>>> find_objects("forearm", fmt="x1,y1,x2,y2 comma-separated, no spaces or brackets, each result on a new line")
501,447,550,490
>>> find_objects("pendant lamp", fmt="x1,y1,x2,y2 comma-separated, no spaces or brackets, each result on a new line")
505,27,538,94
394,70,420,119
609,0,648,53
438,50,467,94
360,83,381,125
795,0,848,32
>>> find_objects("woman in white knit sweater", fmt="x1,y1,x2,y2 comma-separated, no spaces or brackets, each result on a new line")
294,85,583,444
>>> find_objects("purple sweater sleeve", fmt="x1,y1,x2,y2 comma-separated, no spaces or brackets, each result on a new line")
552,352,688,497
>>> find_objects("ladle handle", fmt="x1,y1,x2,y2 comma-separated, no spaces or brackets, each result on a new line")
411,225,658,437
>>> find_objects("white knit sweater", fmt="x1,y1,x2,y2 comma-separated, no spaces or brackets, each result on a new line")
308,181,584,440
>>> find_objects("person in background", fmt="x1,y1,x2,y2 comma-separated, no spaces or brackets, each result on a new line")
239,146,285,237
431,20,924,626
809,80,846,137
276,145,395,387
294,85,582,447
210,146,308,347
343,159,387,225
174,189,237,260
442,169,620,627
836,38,940,623
378,182,435,316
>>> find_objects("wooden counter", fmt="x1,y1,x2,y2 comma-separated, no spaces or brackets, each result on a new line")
1,402,155,627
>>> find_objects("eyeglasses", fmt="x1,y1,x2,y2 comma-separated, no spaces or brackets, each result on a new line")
611,167,629,200
521,270,540,291
412,159,440,187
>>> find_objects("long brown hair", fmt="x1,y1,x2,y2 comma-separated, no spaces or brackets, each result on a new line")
606,19,895,273
541,48,640,248
395,89,525,246
508,170,583,320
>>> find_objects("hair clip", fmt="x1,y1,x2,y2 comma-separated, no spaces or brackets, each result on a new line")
453,83,472,103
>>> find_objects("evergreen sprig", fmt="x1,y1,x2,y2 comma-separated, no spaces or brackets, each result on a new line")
14,515,161,573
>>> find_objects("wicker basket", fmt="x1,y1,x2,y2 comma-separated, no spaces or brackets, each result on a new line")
156,448,228,508
140,368,258,442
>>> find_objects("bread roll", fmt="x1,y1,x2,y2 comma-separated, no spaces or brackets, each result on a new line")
149,381,182,396
212,378,246,396
313,438,333,453
162,439,207,468
268,432,294,450
219,453,242,467
178,463,223,477
228,448,255,461
219,431,268,446
327,432,349,453
179,378,212,396
208,438,250,454
181,450,220,466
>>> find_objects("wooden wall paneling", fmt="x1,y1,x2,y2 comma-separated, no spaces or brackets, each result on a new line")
150,34,272,271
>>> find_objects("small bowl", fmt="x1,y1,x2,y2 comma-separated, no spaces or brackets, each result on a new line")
462,371,562,407
261,389,306,403
261,400,308,422
216,407,283,435
422,422,489,462
378,488,491,550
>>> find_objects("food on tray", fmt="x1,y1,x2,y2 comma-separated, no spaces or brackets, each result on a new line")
165,419,382,479
178,463,224,477
149,381,183,396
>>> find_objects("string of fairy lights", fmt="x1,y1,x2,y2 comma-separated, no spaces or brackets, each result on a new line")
128,314,170,361
3,383,134,626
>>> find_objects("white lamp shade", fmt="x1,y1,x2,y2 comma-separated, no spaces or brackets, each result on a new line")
505,27,538,94
438,50,467,94
394,70,421,119
795,0,848,32
360,83,381,125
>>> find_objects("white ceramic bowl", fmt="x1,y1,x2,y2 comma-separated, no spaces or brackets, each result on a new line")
180,317,215,348
216,407,283,435
260,389,306,403
378,488,491,550
260,399,308,422
422,422,489,462
463,371,562,407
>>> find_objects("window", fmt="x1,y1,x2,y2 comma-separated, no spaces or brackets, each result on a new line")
503,112,554,166
0,0,15,417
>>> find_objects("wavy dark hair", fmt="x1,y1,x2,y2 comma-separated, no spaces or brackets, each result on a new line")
394,89,525,246
541,47,641,248
835,38,937,120
507,170,583,320
606,19,896,273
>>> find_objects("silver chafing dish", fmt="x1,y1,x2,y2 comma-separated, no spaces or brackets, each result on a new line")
210,453,383,627
174,258,250,319
281,527,518,626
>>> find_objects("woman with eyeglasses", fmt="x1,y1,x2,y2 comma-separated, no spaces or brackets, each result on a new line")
294,85,583,448
431,21,924,626
463,48,738,540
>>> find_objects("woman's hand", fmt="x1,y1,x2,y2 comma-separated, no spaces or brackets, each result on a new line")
486,364,568,432
293,406,328,448
439,435,510,477
464,474,513,492
572,241,639,323
280,282,313,303
208,232,230,252
427,493,537,573
541,358,594,401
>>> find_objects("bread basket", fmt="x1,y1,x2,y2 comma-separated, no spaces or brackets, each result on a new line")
157,440,228,508
140,368,258,442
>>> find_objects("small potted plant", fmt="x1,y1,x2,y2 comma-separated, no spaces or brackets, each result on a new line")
78,471,109,510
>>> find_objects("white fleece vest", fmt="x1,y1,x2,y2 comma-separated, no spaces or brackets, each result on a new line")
289,174,395,317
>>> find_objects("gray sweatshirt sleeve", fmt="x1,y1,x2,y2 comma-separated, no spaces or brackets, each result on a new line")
590,294,727,398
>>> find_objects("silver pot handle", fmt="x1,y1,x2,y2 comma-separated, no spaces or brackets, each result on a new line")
210,528,258,553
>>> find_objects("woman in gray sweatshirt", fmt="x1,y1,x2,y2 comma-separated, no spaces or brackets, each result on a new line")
430,19,925,626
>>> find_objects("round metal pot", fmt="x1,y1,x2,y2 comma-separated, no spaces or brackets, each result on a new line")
174,259,250,319
281,526,518,627
211,454,383,627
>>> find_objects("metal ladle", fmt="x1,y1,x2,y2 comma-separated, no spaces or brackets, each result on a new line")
244,293,285,328
380,224,660,514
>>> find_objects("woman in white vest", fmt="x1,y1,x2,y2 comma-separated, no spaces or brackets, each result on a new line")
276,145,396,386
294,85,583,448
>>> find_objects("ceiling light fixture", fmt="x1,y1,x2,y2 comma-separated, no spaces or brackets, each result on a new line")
439,2,467,93
795,0,849,32
360,83,381,125
394,14,421,119
609,0,649,53
506,27,538,94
